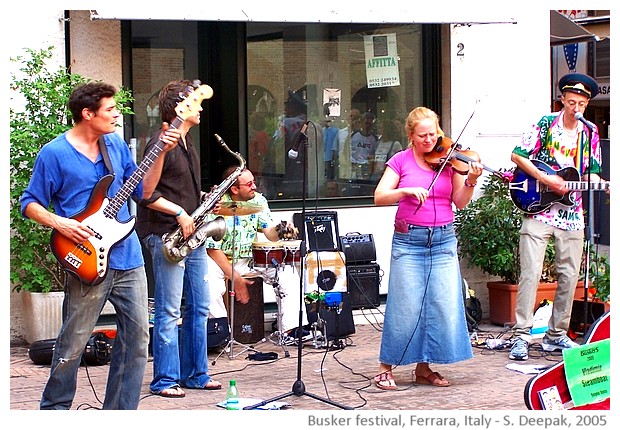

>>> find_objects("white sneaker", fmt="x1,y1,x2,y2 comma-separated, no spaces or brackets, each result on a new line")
542,335,579,352
508,338,529,360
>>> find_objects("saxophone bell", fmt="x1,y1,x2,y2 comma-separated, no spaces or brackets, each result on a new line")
186,216,227,249
161,134,244,264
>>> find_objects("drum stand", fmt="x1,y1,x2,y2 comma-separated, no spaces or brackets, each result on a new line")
212,208,259,364
259,264,291,357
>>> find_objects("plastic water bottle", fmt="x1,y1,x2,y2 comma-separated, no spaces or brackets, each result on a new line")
225,379,239,410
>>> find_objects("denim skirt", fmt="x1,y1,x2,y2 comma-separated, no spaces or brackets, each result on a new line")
379,223,473,366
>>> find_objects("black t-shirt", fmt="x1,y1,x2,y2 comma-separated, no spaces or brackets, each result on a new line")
135,131,202,238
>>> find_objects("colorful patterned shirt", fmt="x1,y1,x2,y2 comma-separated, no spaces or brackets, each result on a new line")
205,192,276,259
512,111,602,231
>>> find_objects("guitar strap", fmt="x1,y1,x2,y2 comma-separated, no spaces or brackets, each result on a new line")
574,131,585,176
98,136,115,175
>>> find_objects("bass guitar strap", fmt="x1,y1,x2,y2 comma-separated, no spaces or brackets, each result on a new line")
98,136,115,175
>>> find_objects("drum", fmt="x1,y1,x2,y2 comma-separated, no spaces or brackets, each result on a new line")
282,240,302,266
251,241,285,268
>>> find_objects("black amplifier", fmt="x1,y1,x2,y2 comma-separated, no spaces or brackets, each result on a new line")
347,263,381,309
339,233,376,264
293,211,340,252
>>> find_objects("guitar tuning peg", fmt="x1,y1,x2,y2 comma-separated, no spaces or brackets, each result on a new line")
177,91,187,100
191,79,202,88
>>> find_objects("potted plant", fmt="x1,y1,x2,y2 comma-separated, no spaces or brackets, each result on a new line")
590,252,610,304
454,171,558,325
575,247,610,305
10,47,133,343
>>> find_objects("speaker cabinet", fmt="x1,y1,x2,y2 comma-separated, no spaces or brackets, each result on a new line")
306,292,356,340
293,211,340,252
227,276,265,344
570,298,609,333
340,233,376,264
304,251,347,293
347,263,380,309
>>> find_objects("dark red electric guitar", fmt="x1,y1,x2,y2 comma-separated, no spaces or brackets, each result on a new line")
524,311,610,410
50,82,213,286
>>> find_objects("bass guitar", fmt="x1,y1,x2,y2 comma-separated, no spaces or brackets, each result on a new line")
50,81,213,286
509,159,610,215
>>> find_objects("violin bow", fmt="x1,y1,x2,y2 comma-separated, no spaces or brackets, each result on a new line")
414,110,476,214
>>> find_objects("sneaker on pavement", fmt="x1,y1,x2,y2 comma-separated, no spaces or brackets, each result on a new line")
509,338,529,360
542,335,579,352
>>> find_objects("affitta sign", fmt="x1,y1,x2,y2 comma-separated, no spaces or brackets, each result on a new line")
364,33,400,89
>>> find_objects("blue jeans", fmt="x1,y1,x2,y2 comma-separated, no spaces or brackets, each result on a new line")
40,268,149,410
144,234,213,392
379,223,473,365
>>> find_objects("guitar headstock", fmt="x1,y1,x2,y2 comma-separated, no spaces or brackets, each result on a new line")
174,80,214,121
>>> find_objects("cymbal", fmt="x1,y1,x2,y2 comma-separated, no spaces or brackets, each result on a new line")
217,201,264,216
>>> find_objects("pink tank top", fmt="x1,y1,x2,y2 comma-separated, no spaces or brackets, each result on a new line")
386,148,455,227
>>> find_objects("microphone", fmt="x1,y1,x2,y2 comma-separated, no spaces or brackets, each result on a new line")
288,122,308,159
574,112,596,132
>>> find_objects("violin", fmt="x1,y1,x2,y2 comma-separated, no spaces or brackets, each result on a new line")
424,136,500,177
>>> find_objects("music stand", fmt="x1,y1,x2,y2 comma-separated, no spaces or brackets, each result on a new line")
244,123,352,410
212,205,259,364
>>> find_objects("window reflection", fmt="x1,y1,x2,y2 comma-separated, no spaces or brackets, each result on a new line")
246,23,423,201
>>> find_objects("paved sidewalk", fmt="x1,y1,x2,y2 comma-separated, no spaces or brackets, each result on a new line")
9,320,569,412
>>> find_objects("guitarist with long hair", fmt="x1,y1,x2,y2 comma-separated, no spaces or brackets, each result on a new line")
20,82,181,409
508,73,605,361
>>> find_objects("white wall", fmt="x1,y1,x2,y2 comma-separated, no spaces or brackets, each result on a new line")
449,11,551,183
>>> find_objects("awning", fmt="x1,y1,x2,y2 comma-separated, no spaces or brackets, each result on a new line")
550,10,599,45
575,16,611,40
89,5,516,24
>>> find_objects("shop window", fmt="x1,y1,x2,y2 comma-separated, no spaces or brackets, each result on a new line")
247,23,425,202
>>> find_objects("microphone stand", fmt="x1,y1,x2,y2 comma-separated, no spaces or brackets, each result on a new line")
580,126,595,333
244,122,352,410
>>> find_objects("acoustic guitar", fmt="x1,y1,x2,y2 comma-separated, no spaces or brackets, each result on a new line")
509,159,610,215
524,311,610,410
50,82,213,286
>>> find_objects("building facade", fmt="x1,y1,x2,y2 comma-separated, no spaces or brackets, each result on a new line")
8,5,611,342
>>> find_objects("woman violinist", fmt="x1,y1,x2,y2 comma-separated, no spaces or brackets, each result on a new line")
373,106,484,390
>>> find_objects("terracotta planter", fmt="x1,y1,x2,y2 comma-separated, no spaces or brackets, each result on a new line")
487,281,558,326
21,291,64,344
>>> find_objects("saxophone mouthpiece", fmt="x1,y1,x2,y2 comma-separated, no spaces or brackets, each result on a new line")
214,134,223,144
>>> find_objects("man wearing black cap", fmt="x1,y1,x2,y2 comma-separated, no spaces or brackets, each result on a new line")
508,73,604,361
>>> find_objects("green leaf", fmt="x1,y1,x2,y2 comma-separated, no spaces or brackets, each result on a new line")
10,47,133,293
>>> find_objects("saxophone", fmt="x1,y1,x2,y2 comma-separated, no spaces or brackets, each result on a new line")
162,134,245,263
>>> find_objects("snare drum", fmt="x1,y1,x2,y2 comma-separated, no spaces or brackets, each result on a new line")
282,240,302,266
251,241,285,268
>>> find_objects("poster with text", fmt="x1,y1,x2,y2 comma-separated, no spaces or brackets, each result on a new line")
563,338,610,407
364,33,400,89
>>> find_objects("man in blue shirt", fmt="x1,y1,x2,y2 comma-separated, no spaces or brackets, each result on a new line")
20,82,180,409
322,118,339,180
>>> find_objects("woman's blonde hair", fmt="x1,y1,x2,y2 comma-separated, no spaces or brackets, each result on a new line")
405,107,444,146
